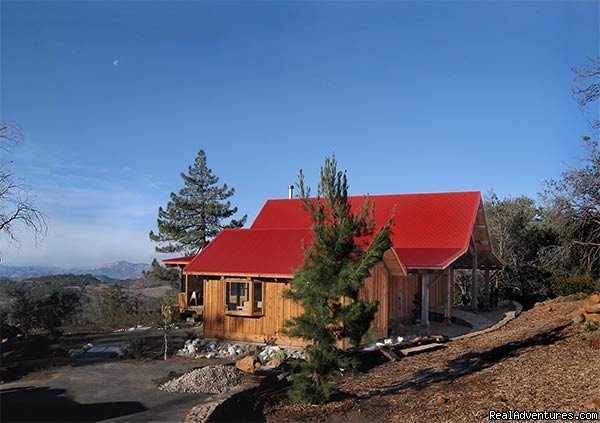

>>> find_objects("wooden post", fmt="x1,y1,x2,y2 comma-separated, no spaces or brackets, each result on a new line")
185,274,189,308
444,267,453,322
484,268,490,310
471,244,478,311
421,271,430,329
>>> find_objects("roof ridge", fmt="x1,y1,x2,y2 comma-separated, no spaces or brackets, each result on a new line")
262,190,481,202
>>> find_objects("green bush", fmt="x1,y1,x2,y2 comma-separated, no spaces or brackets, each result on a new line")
7,289,81,337
0,310,21,339
97,285,133,323
9,289,37,335
551,274,600,297
126,337,146,359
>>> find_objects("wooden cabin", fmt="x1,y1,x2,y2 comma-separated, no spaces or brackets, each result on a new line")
164,191,503,346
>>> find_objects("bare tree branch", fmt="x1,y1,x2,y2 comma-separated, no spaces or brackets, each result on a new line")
0,122,47,256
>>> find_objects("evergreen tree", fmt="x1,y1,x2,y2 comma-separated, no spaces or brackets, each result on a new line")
284,156,392,404
144,259,179,282
149,149,247,254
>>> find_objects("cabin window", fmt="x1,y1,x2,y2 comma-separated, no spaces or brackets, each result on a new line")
253,282,263,312
225,280,264,316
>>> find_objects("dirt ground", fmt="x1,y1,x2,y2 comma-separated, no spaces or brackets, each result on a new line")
0,356,234,422
264,296,600,422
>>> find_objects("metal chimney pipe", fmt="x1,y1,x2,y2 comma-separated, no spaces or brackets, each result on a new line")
288,184,294,199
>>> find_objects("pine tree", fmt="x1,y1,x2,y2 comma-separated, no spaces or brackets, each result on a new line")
143,259,179,282
149,149,247,254
284,155,392,404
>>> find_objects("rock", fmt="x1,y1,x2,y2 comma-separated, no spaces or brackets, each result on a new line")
236,355,258,373
266,358,284,368
584,303,600,314
572,313,586,324
584,313,600,323
185,343,196,355
589,294,600,306
434,394,447,405
585,397,600,411
227,346,236,355
493,392,507,402
206,352,216,359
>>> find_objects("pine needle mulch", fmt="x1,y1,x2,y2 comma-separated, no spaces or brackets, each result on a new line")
265,295,600,422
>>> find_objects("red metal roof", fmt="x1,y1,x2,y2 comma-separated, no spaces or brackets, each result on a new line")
183,228,312,277
251,191,482,269
178,191,482,275
163,255,196,266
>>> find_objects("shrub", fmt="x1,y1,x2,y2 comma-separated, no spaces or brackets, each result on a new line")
584,321,599,332
0,310,21,339
36,291,81,337
97,284,133,323
551,274,600,297
126,337,146,359
6,289,81,337
9,289,37,335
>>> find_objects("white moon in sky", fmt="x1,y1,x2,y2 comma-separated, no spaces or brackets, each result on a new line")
113,60,119,67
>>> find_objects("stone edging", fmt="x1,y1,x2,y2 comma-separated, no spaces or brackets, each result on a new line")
451,301,523,341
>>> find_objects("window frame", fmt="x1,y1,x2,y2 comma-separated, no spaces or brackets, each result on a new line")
224,278,264,317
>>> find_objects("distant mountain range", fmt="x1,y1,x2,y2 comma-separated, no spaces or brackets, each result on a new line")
0,260,150,281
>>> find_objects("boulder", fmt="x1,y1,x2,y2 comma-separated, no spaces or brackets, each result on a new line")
236,355,258,373
493,392,507,403
584,313,600,323
585,397,600,411
584,303,600,314
434,394,447,405
572,313,586,324
589,294,600,306
266,358,284,368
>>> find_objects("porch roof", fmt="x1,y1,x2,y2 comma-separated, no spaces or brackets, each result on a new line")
163,255,196,266
183,228,312,278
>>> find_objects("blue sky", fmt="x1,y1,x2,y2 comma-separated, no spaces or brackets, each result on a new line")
1,0,598,267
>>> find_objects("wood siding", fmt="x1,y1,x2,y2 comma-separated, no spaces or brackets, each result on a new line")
389,274,419,331
203,278,306,346
359,262,391,339
200,263,447,345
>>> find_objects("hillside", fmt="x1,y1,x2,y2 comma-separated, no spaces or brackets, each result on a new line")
265,295,600,422
0,261,150,280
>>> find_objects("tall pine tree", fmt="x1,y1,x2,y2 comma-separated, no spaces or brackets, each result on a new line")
149,149,246,254
284,156,392,404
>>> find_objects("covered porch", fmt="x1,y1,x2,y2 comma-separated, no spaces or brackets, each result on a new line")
412,202,504,331
163,255,204,316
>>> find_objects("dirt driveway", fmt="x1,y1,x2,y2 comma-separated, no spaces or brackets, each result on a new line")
0,360,211,422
